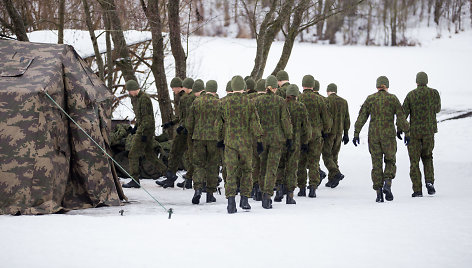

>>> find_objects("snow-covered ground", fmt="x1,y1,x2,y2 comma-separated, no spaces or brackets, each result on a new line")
1,31,471,267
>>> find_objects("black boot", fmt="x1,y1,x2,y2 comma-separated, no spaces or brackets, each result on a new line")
255,187,262,201
382,179,394,201
412,191,423,197
330,173,344,188
426,182,436,195
320,169,327,180
192,189,202,204
206,192,216,203
158,171,178,188
376,189,384,203
227,196,237,214
250,184,257,198
177,178,193,189
308,185,316,198
274,185,284,202
122,180,140,188
325,180,333,187
262,193,272,209
240,196,251,210
297,187,306,197
286,192,296,204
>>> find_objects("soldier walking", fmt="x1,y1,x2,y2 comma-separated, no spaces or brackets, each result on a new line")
276,70,290,98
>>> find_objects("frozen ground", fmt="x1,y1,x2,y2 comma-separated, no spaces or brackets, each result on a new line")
1,31,471,267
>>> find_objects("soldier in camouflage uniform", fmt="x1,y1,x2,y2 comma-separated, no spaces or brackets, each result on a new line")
250,79,266,201
297,75,331,198
403,72,441,197
315,79,328,182
276,70,290,98
186,80,220,204
122,80,167,188
217,76,263,214
245,77,257,96
253,75,293,209
353,76,410,202
322,83,350,188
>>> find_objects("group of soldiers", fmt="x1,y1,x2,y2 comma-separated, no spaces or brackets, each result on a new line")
120,70,441,214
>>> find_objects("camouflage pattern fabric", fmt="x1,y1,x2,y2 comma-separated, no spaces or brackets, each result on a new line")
354,89,410,190
166,132,187,173
0,40,123,215
297,137,324,188
180,92,197,178
186,94,220,140
298,89,332,138
192,140,219,193
276,82,289,99
407,136,435,192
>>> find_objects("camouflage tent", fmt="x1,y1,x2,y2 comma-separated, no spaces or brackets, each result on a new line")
0,40,127,215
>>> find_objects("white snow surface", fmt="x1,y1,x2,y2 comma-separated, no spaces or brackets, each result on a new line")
1,31,471,267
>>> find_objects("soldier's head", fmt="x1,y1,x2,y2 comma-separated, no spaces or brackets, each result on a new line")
302,75,315,90
265,75,278,93
376,76,389,90
231,75,246,93
416,71,428,86
314,80,320,91
126,80,140,96
205,80,218,95
286,84,300,101
256,79,266,94
245,77,256,93
170,77,183,94
327,83,337,96
182,77,195,93
193,79,205,96
276,70,289,87
226,80,233,94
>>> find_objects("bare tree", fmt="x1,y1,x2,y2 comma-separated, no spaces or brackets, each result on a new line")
58,0,65,44
82,0,105,81
168,0,187,79
1,0,29,41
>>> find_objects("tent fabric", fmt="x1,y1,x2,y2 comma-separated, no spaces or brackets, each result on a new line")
0,40,126,215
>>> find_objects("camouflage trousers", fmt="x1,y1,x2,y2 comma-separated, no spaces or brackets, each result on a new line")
128,134,166,181
252,142,261,187
368,136,397,190
297,136,323,188
167,132,188,173
184,134,195,179
277,146,300,192
224,146,253,198
407,135,435,192
192,140,219,193
322,134,342,182
260,142,283,196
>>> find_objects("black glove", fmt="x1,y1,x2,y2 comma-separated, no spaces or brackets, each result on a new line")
129,125,137,135
286,139,293,151
353,136,360,147
141,135,147,142
321,131,328,139
176,125,187,135
342,134,349,145
217,140,225,149
257,142,264,155
404,136,410,146
162,121,175,129
301,144,308,153
396,130,403,140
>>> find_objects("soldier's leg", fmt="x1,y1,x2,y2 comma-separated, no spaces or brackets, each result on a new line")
186,136,195,178
368,137,384,190
206,141,220,193
167,132,187,173
276,149,287,185
332,134,343,170
224,147,239,198
252,144,260,186
128,135,145,181
308,137,323,188
262,143,283,196
192,140,206,190
259,144,269,188
238,146,253,198
421,135,435,185
382,137,397,180
297,150,308,188
286,149,300,193
322,134,339,182
407,137,422,192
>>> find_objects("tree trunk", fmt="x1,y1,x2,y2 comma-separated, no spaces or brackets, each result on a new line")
2,0,29,41
316,0,324,38
365,2,373,45
167,0,187,79
434,0,443,25
224,0,230,27
391,0,398,46
103,8,114,93
58,0,65,44
82,0,105,81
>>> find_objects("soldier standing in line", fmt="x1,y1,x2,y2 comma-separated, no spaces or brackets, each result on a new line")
186,80,220,204
276,70,290,98
217,76,263,214
297,75,331,198
353,76,410,202
322,83,350,188
122,80,167,188
315,79,328,181
403,72,441,197
245,77,257,96
253,75,293,209
251,79,266,201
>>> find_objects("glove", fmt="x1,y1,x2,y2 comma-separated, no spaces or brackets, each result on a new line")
321,131,328,139
404,136,410,146
353,136,360,147
396,130,403,140
257,142,264,155
342,134,349,145
162,121,175,129
141,135,147,142
301,144,308,153
217,140,225,149
176,125,187,135
286,139,293,151
129,125,137,135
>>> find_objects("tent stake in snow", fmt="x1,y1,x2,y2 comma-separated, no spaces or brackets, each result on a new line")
42,89,173,218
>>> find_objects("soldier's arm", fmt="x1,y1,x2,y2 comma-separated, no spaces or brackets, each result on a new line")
216,102,225,141
321,100,332,134
402,94,411,120
301,105,312,144
394,96,410,134
250,102,263,142
434,89,441,114
344,100,350,136
186,103,196,136
354,98,370,136
280,102,294,140
138,97,154,136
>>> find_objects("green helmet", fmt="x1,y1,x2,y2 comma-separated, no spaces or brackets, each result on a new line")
170,77,182,88
376,76,389,88
182,77,195,89
125,80,139,91
245,78,256,91
265,75,278,89
231,75,246,91
206,80,218,93
314,80,320,91
256,79,266,92
226,81,233,92
302,75,315,88
192,79,205,92
276,70,289,81
327,83,337,93
286,84,300,97
416,72,428,86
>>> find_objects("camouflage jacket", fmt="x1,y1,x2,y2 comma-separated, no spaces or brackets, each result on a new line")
169,90,186,125
247,92,259,100
298,89,332,138
179,92,196,127
253,91,293,144
130,91,155,136
403,86,441,138
110,124,129,146
287,100,312,146
276,82,289,99
326,93,350,136
354,89,410,139
217,93,263,149
187,94,220,141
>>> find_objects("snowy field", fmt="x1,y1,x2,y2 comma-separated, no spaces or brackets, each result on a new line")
1,31,472,267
